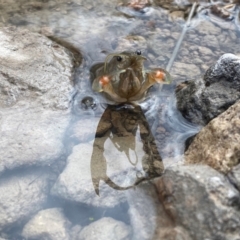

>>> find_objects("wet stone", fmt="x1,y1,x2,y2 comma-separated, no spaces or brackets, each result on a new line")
176,54,240,126
126,181,184,240
53,102,163,207
0,169,51,233
70,225,82,240
185,100,240,173
40,26,54,37
68,117,111,144
52,140,126,207
77,217,132,240
0,27,74,109
171,62,201,80
0,106,70,175
198,46,214,57
228,164,240,192
156,127,166,134
169,10,185,21
202,34,219,49
0,27,74,175
22,208,71,240
155,165,240,240
195,20,222,36
51,134,147,208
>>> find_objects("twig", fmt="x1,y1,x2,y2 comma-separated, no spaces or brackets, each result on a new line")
166,2,197,72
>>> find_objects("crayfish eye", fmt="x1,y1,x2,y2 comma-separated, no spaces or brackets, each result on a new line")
135,50,141,55
116,56,122,61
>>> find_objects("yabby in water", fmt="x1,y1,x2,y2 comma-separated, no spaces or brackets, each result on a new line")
91,50,172,103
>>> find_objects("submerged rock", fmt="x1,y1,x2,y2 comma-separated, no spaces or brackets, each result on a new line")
228,163,240,192
51,134,147,208
171,62,201,80
0,169,51,232
53,103,164,208
127,181,190,240
176,53,240,126
68,117,111,144
185,100,240,173
22,208,71,240
0,106,71,174
155,165,240,240
77,217,132,240
0,27,74,175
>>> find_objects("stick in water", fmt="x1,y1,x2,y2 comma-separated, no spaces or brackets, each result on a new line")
166,2,197,72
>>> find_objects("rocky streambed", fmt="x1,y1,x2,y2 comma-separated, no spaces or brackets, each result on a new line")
1,0,240,239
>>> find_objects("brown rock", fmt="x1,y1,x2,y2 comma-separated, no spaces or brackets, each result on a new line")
185,100,240,173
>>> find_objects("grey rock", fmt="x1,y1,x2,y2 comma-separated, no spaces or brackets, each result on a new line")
77,217,132,240
0,27,74,109
0,105,71,174
176,53,240,126
51,134,148,208
195,21,222,36
127,181,190,240
198,46,214,60
68,117,111,144
22,208,71,240
171,62,201,80
67,118,100,144
51,141,125,208
127,181,165,240
155,165,240,240
228,164,240,192
0,169,50,232
185,100,240,173
0,27,74,175
70,225,82,240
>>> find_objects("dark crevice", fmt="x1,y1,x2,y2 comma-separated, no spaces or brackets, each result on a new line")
47,36,82,70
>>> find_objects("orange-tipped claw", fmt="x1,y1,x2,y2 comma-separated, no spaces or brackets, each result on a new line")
92,74,127,102
148,68,172,84
128,68,172,101
92,75,111,92
153,70,166,83
99,76,110,86
91,50,172,103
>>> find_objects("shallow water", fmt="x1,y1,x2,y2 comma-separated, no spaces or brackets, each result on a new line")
0,0,240,238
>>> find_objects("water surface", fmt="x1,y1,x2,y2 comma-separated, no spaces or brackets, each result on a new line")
0,0,240,238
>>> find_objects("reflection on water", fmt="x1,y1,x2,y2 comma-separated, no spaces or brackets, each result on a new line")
91,104,163,195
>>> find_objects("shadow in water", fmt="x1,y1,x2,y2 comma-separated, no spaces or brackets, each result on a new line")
90,103,163,195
